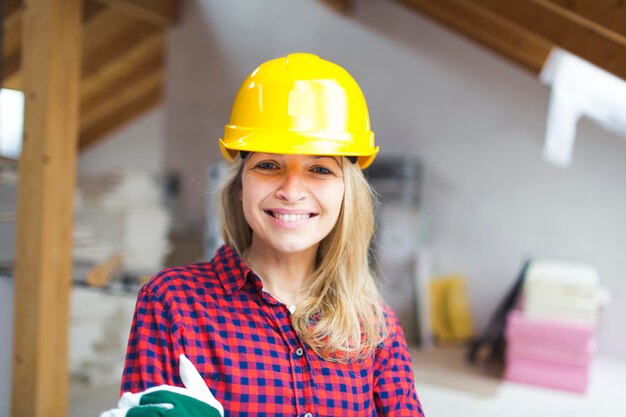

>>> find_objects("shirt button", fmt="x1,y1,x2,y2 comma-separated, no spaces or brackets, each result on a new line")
295,347,304,356
304,413,313,417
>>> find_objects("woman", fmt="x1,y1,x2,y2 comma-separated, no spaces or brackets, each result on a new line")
118,53,425,416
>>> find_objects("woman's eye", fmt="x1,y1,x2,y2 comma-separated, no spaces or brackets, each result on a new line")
311,166,333,175
255,161,277,169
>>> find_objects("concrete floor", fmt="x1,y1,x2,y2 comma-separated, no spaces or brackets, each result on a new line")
411,346,626,417
72,346,626,417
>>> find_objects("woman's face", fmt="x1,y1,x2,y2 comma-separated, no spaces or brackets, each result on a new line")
241,152,345,258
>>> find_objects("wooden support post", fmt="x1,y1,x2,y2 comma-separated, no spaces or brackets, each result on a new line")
11,0,82,416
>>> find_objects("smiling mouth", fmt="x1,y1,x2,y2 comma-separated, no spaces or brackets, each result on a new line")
264,210,317,222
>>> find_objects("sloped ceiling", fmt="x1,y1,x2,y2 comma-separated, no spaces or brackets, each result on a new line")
394,0,626,81
321,0,626,81
1,0,178,150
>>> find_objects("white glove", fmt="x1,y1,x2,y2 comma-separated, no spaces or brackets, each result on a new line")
101,354,224,417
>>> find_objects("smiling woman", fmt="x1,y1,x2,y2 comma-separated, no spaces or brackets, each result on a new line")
110,53,425,417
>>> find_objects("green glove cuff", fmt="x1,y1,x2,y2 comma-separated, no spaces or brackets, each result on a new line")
127,390,222,417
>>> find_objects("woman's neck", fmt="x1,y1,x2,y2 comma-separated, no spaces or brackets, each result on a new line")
243,243,316,306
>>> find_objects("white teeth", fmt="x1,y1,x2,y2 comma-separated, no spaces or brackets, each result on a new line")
273,212,310,222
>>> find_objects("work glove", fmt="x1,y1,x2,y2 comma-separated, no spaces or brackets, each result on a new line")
101,354,224,417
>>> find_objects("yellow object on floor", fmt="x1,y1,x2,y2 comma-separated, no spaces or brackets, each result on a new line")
430,275,475,344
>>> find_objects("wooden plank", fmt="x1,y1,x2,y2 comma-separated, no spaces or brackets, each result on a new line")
11,0,81,417
81,51,163,104
81,51,162,104
1,51,21,85
544,0,626,41
81,62,163,128
83,0,108,23
319,0,355,14
2,1,23,85
395,0,552,73
467,0,626,81
4,0,22,18
80,83,162,149
81,28,163,83
93,0,177,27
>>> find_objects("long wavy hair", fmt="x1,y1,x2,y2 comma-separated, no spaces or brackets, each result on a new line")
218,154,387,363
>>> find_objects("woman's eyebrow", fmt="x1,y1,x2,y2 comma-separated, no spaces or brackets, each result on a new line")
310,156,341,164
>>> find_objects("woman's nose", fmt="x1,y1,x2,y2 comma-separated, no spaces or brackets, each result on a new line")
275,170,306,201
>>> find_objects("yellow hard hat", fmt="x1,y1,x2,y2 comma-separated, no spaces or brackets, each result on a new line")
219,53,378,169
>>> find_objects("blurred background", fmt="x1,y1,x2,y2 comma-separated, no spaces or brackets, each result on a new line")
1,0,626,416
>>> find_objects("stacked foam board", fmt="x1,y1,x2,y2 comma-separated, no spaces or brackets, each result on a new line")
69,287,136,386
504,260,599,393
76,170,171,275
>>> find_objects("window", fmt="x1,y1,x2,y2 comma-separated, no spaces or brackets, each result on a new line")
0,88,25,160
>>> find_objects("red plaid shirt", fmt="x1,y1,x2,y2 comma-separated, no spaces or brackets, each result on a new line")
121,244,425,416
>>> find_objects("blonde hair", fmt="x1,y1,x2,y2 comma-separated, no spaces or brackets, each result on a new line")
218,155,387,362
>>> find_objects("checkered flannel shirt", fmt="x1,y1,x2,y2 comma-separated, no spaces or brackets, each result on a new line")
121,244,425,416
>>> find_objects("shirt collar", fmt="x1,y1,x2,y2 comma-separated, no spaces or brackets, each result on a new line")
212,244,257,295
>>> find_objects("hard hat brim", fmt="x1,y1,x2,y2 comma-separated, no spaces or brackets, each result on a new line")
219,133,378,169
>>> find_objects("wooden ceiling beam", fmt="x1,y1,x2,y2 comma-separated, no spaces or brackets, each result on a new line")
92,0,177,28
4,0,22,18
81,51,163,104
79,83,162,149
81,29,163,83
83,0,108,23
2,51,21,86
80,69,161,129
543,0,626,41
81,55,163,127
319,0,355,14
466,0,626,81
395,0,552,73
2,0,23,78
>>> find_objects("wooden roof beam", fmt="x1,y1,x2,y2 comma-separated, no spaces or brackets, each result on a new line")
80,53,163,127
81,28,163,83
81,31,163,100
83,0,108,23
2,0,23,85
4,0,22,19
395,0,552,73
2,51,21,86
319,0,355,14
93,0,177,28
466,0,626,81
80,83,162,149
544,0,626,41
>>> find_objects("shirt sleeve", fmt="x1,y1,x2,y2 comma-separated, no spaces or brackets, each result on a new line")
120,285,183,394
373,307,426,416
